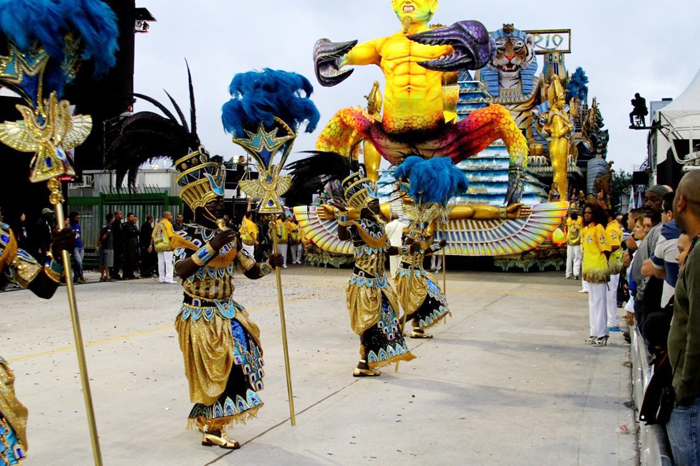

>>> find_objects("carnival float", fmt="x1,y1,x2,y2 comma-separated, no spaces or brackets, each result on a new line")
293,1,612,271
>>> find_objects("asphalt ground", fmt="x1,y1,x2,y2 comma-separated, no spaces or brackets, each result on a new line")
1,267,636,465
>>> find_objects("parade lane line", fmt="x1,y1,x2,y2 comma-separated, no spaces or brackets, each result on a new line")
9,289,345,363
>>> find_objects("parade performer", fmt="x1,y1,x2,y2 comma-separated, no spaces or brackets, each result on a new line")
393,157,468,338
171,180,282,448
582,202,611,347
313,0,529,205
289,152,417,376
107,67,284,449
0,1,118,462
605,210,623,329
239,201,258,259
0,222,75,464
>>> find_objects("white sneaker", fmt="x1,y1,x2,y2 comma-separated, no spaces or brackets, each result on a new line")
578,289,588,293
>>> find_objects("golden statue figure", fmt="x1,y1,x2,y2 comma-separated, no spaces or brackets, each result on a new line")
544,76,574,201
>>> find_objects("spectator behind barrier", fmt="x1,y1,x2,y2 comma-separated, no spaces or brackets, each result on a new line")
666,172,700,465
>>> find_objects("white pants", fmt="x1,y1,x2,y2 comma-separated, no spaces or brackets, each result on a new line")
582,278,589,292
588,282,608,337
390,256,399,280
290,243,303,264
278,244,288,267
566,245,582,278
607,274,620,327
158,251,174,283
431,254,442,271
242,243,255,258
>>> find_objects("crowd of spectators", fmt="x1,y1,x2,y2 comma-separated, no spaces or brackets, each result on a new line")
567,172,700,464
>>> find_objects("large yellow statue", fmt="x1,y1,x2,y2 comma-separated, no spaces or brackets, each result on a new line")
544,76,574,201
314,0,529,204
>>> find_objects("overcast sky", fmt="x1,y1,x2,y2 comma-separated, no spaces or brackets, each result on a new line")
133,0,700,174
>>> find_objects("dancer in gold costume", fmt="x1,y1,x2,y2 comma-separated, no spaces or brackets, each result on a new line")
107,72,284,449
0,221,75,464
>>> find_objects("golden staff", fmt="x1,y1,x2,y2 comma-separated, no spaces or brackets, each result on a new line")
270,217,296,426
235,118,297,426
0,93,103,464
48,179,103,465
442,222,448,326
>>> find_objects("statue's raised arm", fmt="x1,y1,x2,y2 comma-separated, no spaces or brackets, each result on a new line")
408,20,493,72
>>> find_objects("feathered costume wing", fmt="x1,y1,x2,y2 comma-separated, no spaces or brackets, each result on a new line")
106,64,201,186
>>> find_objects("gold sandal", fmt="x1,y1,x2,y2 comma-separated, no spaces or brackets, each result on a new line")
410,329,433,339
353,367,381,377
353,359,380,377
202,431,241,449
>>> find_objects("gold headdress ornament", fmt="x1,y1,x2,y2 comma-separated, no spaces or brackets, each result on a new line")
174,148,226,211
234,117,295,214
341,168,378,211
548,75,566,104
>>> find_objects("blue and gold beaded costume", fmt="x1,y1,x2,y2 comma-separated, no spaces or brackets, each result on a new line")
395,233,450,331
0,223,62,465
171,226,271,430
346,218,415,368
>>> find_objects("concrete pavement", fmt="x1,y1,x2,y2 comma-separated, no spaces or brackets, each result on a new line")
0,268,637,465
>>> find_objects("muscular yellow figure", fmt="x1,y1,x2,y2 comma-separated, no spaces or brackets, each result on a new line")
341,0,450,133
314,0,529,205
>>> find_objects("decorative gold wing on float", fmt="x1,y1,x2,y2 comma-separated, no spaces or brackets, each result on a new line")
293,205,354,255
440,202,569,256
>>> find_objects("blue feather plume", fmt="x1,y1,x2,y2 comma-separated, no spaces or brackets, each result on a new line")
566,67,589,103
221,68,320,138
0,0,119,95
394,156,469,206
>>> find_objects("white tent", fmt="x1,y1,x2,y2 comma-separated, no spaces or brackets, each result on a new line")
652,67,700,183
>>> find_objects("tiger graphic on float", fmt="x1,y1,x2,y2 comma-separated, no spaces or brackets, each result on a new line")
476,24,542,138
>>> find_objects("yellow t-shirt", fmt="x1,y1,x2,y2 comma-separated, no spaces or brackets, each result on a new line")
239,217,258,246
606,220,624,275
276,219,289,244
566,217,583,246
582,223,611,283
285,220,299,244
300,226,311,245
152,218,174,252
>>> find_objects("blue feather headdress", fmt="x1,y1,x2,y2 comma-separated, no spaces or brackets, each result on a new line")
0,0,119,104
394,156,469,206
221,68,320,138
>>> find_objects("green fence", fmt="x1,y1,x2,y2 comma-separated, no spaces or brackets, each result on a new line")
67,192,183,268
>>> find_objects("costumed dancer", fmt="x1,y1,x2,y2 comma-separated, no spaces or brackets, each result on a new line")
171,172,281,448
289,153,416,376
582,202,612,346
239,200,258,259
0,1,119,462
106,68,283,449
0,221,76,464
392,157,468,338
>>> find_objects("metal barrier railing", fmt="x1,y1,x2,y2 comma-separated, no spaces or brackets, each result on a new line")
631,327,674,466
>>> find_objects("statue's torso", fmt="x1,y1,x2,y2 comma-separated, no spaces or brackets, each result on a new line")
378,33,451,133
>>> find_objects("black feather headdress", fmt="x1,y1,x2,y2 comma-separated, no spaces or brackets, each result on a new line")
106,62,201,187
286,151,360,203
